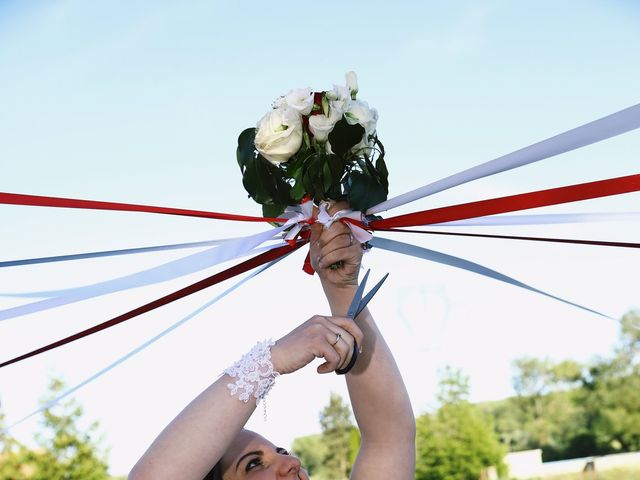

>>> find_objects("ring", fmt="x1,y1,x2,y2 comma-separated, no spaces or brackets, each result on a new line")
331,333,341,346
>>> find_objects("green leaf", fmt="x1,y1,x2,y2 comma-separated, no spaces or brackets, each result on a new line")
262,203,285,219
328,119,365,157
291,179,306,201
322,162,333,192
236,128,256,171
348,172,387,212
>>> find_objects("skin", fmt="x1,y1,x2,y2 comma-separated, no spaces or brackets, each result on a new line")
129,204,415,480
218,429,309,479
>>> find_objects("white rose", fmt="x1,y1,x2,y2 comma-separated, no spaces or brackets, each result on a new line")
283,87,314,115
345,71,358,99
325,84,351,119
255,108,303,164
308,113,337,143
344,99,378,136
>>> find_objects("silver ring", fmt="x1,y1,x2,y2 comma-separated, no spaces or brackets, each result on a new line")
331,333,341,347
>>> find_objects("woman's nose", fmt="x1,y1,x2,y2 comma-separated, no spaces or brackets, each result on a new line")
277,453,301,476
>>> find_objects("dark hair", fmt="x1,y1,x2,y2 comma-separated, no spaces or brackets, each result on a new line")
203,461,222,480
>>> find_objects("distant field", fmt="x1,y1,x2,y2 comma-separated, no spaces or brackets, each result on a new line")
540,465,640,480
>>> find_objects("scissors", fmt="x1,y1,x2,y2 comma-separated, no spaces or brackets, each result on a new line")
336,269,389,375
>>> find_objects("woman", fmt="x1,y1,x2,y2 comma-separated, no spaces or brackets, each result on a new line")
129,219,416,479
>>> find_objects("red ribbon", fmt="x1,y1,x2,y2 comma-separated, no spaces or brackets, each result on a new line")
0,241,305,369
0,192,287,223
370,173,640,229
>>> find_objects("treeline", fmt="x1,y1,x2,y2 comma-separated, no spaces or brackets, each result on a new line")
293,310,640,480
0,379,123,480
482,310,640,462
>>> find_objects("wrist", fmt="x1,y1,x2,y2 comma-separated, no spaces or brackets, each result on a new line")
320,281,357,316
223,339,279,405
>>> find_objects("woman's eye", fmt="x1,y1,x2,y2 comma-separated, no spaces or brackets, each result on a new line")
245,458,263,471
276,447,290,455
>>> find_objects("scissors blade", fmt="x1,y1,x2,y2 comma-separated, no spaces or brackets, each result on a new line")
354,273,389,319
347,269,370,319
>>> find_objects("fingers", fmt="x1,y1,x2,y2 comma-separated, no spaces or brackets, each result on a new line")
322,315,364,347
311,222,351,251
317,239,360,270
312,229,361,268
311,315,364,373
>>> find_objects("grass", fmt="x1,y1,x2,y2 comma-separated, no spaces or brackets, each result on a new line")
539,465,640,480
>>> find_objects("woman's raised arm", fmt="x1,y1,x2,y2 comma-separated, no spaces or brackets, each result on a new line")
129,313,362,480
310,220,416,480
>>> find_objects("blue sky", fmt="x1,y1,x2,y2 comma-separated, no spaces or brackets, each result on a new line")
1,1,639,475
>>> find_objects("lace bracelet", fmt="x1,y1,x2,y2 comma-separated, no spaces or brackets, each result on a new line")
224,339,279,407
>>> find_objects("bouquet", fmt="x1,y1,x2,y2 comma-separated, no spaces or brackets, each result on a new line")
236,72,389,218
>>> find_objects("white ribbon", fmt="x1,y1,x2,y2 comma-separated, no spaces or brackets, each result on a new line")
427,212,640,227
368,102,640,214
0,225,287,320
2,256,283,433
281,200,316,242
316,202,373,243
279,200,373,244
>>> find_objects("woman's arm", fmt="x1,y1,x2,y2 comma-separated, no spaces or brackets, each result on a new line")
311,220,416,480
129,314,363,480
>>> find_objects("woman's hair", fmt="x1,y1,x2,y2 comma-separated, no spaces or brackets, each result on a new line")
203,461,222,480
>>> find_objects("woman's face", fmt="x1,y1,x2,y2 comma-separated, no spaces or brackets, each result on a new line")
220,430,309,479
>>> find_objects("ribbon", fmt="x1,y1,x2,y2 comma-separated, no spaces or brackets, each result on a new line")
2,255,285,432
368,102,640,214
0,237,257,268
316,202,373,244
371,174,640,229
374,228,640,249
426,212,640,227
0,226,287,320
0,192,287,223
281,200,317,243
370,237,614,320
0,241,305,369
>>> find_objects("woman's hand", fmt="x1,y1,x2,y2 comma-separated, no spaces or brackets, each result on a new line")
270,315,363,375
309,203,363,289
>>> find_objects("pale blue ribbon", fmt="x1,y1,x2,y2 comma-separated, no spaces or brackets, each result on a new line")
369,103,640,214
0,225,286,320
2,255,284,432
370,237,614,320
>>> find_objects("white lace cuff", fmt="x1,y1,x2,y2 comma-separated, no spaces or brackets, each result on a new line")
224,339,279,405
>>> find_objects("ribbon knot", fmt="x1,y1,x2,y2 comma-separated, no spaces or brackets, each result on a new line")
279,200,374,275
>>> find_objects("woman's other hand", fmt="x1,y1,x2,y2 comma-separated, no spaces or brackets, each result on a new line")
270,315,363,375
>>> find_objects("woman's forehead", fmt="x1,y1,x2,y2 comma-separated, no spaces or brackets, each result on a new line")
236,429,274,449
221,430,275,470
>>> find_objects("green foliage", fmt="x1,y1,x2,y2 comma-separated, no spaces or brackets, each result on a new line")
291,393,360,480
436,365,470,404
318,393,359,480
415,367,505,480
291,434,326,477
0,378,112,480
483,310,640,463
236,125,388,218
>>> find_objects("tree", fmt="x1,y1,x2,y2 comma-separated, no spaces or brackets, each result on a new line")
510,356,584,457
318,392,358,480
578,311,640,454
415,367,505,480
0,378,111,480
291,433,326,477
0,407,33,480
